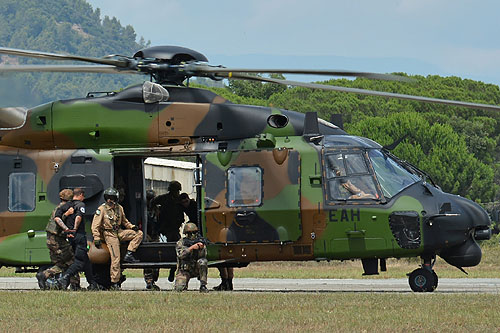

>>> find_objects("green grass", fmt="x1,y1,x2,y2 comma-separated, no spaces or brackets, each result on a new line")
0,291,499,332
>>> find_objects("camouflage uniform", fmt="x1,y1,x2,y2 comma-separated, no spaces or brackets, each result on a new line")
40,202,79,287
174,237,208,291
91,202,143,283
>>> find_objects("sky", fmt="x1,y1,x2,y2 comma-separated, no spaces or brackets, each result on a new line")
87,0,500,86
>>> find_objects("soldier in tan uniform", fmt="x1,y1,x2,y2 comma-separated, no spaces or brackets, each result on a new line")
91,188,143,290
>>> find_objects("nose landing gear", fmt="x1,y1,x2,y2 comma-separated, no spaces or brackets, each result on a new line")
408,256,438,292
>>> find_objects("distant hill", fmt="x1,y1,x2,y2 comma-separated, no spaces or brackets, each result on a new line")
0,0,148,107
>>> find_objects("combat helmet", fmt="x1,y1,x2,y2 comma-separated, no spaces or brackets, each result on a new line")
184,222,199,238
104,187,119,202
59,189,73,201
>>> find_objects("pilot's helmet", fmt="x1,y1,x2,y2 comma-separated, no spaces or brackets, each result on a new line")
104,187,119,202
59,189,74,201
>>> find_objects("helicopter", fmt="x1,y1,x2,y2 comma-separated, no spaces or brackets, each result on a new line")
0,45,496,292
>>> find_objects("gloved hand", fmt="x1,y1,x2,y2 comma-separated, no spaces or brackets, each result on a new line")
94,240,102,248
132,226,139,231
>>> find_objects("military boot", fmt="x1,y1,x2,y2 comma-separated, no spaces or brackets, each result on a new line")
146,282,161,291
36,271,47,290
123,250,139,263
199,284,209,293
213,278,228,291
110,282,121,291
57,273,71,290
87,282,100,291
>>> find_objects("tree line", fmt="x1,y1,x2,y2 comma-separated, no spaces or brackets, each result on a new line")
205,75,500,203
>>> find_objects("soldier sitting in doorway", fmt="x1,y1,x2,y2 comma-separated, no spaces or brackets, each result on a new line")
91,187,143,290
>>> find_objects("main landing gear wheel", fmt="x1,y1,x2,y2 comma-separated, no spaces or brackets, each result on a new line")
408,268,437,292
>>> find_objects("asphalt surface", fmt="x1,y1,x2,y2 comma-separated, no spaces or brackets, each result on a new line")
1,277,500,293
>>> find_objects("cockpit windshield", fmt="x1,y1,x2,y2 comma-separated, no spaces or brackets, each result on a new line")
368,149,421,199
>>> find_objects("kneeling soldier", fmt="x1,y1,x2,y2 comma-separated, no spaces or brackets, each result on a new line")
174,223,208,293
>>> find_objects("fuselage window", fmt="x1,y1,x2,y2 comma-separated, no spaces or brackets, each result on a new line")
8,172,36,212
326,152,378,201
227,166,262,207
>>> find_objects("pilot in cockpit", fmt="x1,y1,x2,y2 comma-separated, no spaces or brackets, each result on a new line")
329,157,377,200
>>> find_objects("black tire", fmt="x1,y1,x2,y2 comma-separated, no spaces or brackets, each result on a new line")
408,268,436,292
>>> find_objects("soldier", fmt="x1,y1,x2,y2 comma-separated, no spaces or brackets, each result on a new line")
91,187,143,290
152,180,184,282
179,192,198,223
174,223,208,293
57,188,98,291
143,189,160,291
36,189,77,289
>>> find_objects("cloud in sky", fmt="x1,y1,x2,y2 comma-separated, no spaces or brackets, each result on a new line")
86,0,500,86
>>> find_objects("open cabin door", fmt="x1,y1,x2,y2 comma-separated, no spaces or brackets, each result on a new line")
202,148,301,243
112,156,146,229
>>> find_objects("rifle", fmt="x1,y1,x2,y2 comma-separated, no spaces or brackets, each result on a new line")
183,236,208,248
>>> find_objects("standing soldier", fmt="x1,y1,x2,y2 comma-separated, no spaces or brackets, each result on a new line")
91,187,143,290
57,188,98,291
143,189,160,291
36,189,77,289
174,223,208,293
152,180,184,282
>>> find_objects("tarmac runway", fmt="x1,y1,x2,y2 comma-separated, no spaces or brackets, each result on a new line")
1,277,500,293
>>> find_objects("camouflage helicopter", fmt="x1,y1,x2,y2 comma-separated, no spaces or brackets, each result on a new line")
0,45,496,292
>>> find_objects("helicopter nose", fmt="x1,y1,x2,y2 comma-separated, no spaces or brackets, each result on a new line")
451,195,491,231
437,195,491,267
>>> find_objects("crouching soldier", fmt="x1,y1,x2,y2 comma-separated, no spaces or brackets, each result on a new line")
174,223,208,293
91,187,143,290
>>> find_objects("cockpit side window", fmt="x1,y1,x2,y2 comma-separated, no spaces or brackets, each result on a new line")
325,152,379,201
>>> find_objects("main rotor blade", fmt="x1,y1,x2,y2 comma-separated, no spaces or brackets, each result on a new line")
226,73,500,112
185,64,411,82
0,64,140,74
0,47,129,67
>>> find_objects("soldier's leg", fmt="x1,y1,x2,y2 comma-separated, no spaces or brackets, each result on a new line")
165,231,180,282
43,235,72,278
197,258,208,287
144,268,154,284
104,234,122,283
57,237,86,290
174,270,191,292
226,267,234,290
118,229,143,252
